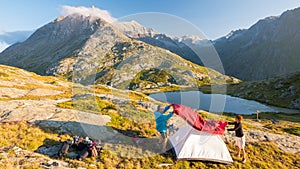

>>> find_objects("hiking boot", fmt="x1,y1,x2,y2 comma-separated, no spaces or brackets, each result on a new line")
242,158,246,163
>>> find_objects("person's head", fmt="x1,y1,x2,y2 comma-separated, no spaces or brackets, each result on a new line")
235,114,243,122
157,105,165,113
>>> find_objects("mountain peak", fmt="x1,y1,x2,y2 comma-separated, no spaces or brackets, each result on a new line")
54,16,65,22
0,13,124,74
54,13,107,24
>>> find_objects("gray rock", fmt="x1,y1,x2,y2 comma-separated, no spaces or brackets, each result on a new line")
288,85,295,93
244,90,252,95
274,82,284,89
291,98,300,109
280,90,290,98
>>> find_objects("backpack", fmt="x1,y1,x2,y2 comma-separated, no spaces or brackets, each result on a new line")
77,147,89,161
90,146,98,157
89,141,102,157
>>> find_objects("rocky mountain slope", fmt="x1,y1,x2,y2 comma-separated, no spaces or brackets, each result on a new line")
135,34,207,66
227,71,300,110
115,21,207,66
214,7,300,80
114,8,300,82
0,14,237,90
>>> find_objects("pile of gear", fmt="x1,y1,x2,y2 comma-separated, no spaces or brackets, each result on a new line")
58,136,102,161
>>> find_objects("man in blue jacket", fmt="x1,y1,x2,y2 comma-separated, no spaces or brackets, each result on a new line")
154,105,173,153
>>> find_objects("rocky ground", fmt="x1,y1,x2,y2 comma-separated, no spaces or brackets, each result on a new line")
223,128,300,155
0,146,72,169
0,65,299,168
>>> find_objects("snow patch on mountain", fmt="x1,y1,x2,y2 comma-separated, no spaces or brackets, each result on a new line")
224,29,246,41
113,20,159,38
176,34,205,44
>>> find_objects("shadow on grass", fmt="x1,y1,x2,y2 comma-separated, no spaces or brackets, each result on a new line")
34,120,175,159
223,112,300,123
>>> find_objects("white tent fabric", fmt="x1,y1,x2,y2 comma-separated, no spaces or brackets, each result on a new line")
170,125,233,164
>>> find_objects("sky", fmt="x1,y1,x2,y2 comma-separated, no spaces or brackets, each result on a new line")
0,0,300,39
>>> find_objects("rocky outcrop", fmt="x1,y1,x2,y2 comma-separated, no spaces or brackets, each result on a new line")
0,99,113,139
291,98,300,109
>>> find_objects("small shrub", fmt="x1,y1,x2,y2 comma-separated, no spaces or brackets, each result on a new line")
0,72,9,77
283,127,300,136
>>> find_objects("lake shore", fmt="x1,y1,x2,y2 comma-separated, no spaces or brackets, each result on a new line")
148,90,300,115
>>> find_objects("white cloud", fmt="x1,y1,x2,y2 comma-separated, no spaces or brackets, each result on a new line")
60,5,116,23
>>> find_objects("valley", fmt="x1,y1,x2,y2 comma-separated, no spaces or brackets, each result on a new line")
0,4,299,169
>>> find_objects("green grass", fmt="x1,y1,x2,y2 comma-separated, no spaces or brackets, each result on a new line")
199,72,300,110
1,64,299,168
224,112,300,136
263,122,300,136
225,72,300,109
93,85,152,102
57,96,157,137
0,122,71,168
56,139,300,169
0,72,9,77
129,68,177,90
283,127,300,136
55,97,300,168
139,85,182,94
241,112,300,122
1,112,299,168
0,122,71,151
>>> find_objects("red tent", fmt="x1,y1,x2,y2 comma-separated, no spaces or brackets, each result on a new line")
171,104,227,135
